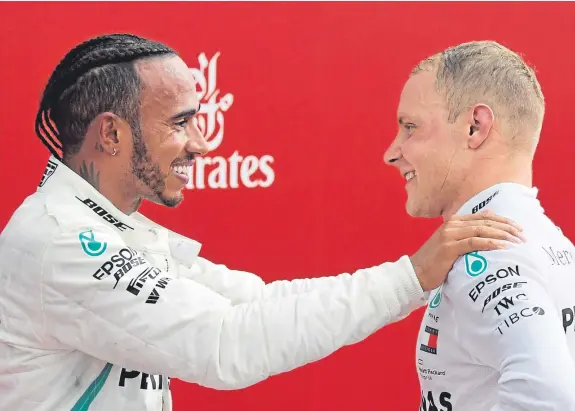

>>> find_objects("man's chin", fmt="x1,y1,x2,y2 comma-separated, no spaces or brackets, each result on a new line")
406,204,422,218
161,192,184,208
147,190,185,208
405,197,420,217
406,199,440,219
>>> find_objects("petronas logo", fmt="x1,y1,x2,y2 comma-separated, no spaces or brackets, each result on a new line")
465,252,488,277
429,285,443,309
79,230,108,257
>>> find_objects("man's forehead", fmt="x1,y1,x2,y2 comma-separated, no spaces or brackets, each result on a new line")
397,71,443,117
137,56,197,95
136,55,198,113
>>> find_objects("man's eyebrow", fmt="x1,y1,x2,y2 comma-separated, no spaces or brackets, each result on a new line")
398,114,414,125
169,104,201,121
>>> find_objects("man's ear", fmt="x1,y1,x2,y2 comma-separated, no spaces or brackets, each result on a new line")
95,112,129,155
467,104,495,149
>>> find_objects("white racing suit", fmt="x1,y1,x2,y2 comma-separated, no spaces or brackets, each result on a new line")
0,156,426,411
416,183,575,411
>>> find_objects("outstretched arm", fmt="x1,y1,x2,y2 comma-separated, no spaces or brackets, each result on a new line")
179,211,524,308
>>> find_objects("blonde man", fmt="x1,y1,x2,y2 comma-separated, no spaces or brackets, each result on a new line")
385,40,575,410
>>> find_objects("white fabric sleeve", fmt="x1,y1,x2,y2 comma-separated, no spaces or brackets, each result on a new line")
41,224,425,390
178,256,426,317
452,248,575,411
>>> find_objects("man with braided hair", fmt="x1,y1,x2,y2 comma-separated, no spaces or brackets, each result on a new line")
0,34,524,410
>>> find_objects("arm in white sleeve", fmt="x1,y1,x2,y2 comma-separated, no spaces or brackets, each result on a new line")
454,248,575,411
178,254,427,318
42,224,426,390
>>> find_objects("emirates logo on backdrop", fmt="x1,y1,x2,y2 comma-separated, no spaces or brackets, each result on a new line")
187,53,275,190
190,52,234,152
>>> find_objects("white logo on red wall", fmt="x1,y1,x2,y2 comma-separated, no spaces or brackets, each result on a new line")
187,52,275,190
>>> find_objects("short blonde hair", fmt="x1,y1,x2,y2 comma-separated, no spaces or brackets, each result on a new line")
413,41,545,144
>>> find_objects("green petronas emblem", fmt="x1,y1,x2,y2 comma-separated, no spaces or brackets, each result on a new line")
79,230,108,257
465,251,488,277
429,285,443,308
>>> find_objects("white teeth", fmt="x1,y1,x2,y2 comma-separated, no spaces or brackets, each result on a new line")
172,165,190,176
405,171,416,181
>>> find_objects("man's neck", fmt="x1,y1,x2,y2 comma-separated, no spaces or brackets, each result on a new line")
441,157,533,220
64,155,141,215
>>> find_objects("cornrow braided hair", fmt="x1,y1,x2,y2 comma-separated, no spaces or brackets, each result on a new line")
35,34,177,160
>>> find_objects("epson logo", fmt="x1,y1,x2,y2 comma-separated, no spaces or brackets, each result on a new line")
92,246,142,282
468,265,521,303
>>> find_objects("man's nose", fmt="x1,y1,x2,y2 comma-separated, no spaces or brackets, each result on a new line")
383,137,402,165
186,123,210,156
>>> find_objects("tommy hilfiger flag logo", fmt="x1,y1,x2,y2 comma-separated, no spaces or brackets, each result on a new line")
420,326,439,355
39,159,58,187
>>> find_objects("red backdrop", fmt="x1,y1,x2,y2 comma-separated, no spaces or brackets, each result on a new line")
1,2,574,410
